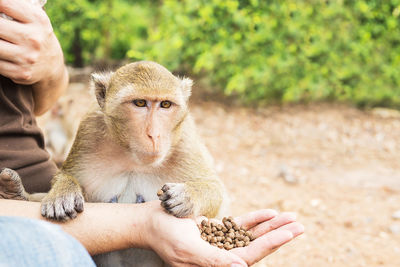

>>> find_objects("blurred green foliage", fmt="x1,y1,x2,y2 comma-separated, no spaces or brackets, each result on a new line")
46,0,400,107
46,0,152,67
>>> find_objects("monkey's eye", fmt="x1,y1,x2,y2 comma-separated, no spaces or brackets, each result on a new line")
133,99,147,107
160,101,172,109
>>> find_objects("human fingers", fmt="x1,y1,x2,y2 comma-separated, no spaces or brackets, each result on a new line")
247,212,297,239
0,59,35,84
187,238,248,267
0,0,44,23
0,17,26,43
277,221,304,238
233,209,278,231
152,220,247,266
231,229,294,266
0,39,21,62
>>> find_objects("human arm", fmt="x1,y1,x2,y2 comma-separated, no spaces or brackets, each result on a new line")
0,199,150,255
0,0,68,115
0,199,303,266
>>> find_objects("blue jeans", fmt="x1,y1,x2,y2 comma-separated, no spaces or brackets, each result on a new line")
0,216,95,267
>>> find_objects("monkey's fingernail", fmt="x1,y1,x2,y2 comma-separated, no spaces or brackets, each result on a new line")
161,184,169,192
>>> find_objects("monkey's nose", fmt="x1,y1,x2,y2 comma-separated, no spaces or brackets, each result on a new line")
148,134,161,152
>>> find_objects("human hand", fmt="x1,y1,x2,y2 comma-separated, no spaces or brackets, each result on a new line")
230,210,304,266
143,202,304,266
0,0,64,85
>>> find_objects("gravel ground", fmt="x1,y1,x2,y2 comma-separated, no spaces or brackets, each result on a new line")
38,83,400,267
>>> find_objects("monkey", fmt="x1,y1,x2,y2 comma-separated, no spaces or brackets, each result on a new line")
32,61,228,266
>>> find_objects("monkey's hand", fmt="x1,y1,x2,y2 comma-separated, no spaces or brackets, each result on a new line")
158,183,194,218
41,173,84,221
0,168,28,200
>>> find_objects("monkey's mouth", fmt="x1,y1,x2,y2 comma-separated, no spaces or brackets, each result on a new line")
134,150,165,165
142,151,162,157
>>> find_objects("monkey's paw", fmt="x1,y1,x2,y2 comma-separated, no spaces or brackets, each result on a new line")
158,183,194,218
0,168,27,200
41,191,84,221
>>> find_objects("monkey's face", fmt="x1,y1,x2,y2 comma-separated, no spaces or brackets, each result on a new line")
112,97,186,166
93,61,192,167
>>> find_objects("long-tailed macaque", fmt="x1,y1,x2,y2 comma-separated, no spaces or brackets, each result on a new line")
34,61,228,266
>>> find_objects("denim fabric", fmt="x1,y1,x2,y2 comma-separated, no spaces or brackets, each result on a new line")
0,216,95,267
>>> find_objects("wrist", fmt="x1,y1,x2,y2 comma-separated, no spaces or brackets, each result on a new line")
129,201,161,250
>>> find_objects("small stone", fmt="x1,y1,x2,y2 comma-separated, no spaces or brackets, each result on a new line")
278,165,298,184
389,224,400,235
392,210,400,220
310,199,321,207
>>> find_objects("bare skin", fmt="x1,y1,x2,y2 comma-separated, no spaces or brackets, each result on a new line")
0,0,68,115
0,199,304,266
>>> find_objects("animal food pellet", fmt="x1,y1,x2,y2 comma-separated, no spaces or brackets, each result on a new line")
198,217,254,250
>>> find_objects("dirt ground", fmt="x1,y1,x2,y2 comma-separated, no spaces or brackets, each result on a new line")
38,82,400,267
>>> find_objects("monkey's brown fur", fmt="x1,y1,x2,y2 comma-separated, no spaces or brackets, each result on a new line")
41,61,228,222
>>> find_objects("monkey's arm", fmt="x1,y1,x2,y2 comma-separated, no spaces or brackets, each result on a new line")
40,117,97,221
159,176,226,218
158,139,228,218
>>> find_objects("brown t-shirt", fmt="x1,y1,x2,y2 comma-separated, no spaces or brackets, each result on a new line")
0,76,57,193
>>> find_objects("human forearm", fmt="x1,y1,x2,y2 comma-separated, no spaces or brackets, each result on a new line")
0,199,149,255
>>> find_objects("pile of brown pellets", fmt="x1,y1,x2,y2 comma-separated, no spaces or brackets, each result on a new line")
198,216,255,250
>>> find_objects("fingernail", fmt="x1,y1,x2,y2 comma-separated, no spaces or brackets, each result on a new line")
231,263,245,267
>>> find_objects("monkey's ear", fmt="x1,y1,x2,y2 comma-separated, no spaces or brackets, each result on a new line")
91,72,114,109
181,77,193,100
